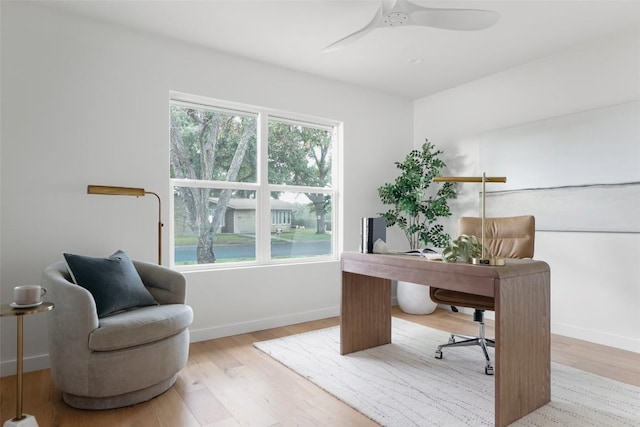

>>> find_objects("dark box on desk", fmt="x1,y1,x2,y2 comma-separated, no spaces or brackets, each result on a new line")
360,217,386,253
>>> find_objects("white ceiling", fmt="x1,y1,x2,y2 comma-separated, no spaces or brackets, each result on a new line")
42,0,640,100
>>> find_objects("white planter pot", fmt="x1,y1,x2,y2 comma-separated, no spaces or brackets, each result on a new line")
397,281,437,315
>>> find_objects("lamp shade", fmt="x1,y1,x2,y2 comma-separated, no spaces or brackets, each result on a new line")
433,177,506,183
87,185,146,196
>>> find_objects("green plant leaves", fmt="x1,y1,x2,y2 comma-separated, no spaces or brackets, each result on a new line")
442,234,483,263
378,140,457,250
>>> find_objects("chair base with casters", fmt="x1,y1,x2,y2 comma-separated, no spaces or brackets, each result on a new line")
434,309,495,375
430,215,535,375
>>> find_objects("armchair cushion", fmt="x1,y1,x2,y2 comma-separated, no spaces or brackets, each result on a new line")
64,250,157,318
89,304,193,351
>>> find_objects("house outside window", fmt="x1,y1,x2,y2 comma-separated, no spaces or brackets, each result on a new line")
169,92,340,268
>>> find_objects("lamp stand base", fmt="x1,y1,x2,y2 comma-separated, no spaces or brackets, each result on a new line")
472,257,506,266
4,415,38,427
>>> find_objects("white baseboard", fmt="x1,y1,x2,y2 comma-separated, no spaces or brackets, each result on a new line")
1,353,50,377
436,305,639,353
189,306,340,343
551,321,640,353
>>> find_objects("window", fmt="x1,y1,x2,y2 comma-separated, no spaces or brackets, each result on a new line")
170,93,340,268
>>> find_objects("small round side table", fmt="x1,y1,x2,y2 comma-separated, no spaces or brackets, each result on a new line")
0,302,54,427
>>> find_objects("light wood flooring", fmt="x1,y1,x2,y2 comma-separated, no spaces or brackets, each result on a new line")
1,307,638,426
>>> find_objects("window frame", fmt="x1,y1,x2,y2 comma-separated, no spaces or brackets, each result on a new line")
169,91,342,270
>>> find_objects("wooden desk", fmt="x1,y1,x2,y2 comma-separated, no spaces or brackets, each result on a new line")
340,252,550,427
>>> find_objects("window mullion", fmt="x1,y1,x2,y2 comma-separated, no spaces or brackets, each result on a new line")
257,112,271,262
171,178,259,191
332,124,343,257
269,184,333,194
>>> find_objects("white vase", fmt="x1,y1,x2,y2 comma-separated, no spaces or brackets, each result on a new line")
397,281,437,315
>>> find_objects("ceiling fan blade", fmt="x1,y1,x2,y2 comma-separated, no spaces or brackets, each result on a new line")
322,25,375,53
323,3,385,52
409,8,500,31
323,0,499,52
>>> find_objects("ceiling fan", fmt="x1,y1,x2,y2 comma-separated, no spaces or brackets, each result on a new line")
323,0,500,52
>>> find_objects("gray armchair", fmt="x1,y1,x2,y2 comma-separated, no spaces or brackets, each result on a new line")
42,260,193,410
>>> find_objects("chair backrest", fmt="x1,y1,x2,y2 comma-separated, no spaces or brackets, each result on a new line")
458,216,535,259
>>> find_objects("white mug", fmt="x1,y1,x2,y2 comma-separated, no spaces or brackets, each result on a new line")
13,285,47,305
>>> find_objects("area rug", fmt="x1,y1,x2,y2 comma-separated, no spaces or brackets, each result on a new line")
254,318,639,426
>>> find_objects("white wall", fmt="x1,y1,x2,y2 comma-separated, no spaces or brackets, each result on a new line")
0,2,413,374
414,25,640,352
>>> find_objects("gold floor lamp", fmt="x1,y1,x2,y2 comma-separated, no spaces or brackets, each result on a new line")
433,173,506,265
87,185,163,265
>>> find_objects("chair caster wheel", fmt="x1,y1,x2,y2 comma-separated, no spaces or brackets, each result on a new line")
485,366,494,375
435,350,443,359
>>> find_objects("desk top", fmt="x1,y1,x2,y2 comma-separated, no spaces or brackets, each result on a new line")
341,252,549,297
0,302,54,317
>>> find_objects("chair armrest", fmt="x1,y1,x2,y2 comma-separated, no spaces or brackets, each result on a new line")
42,261,100,394
43,262,100,334
133,260,187,304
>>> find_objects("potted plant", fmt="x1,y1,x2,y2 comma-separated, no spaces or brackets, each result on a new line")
378,140,457,314
442,234,483,263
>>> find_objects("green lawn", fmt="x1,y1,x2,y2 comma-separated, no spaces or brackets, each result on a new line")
275,228,332,242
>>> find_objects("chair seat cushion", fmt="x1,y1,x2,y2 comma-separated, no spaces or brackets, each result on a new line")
89,304,193,352
431,288,495,311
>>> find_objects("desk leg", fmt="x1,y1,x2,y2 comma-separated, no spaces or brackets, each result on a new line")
495,270,551,427
340,272,392,355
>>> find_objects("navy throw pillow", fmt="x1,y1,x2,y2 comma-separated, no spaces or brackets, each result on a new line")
63,250,158,318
